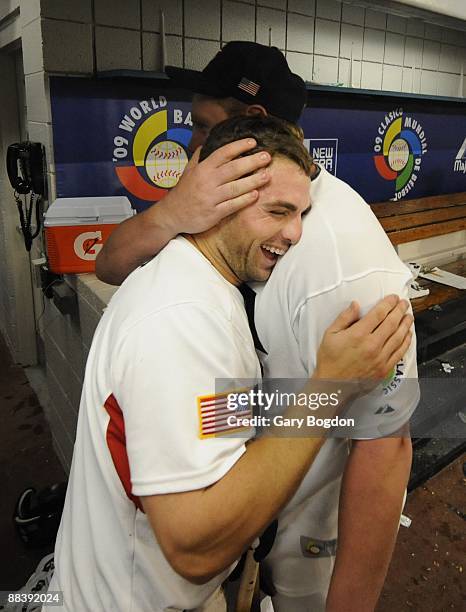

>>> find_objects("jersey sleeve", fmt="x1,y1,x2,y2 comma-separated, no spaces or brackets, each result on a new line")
295,270,420,439
111,301,258,496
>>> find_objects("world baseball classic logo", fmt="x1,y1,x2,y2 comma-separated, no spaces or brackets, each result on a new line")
373,108,428,201
112,96,192,204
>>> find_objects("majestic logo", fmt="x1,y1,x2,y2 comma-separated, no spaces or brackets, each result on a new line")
373,108,427,201
453,137,466,174
375,404,395,415
305,138,338,175
112,97,192,205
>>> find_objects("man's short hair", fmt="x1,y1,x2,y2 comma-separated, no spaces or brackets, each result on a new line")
199,115,312,176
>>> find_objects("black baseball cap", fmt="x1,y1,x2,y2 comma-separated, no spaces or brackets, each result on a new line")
165,41,307,124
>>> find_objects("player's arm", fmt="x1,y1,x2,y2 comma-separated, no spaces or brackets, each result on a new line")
322,276,418,611
140,296,413,585
326,432,412,612
95,140,271,285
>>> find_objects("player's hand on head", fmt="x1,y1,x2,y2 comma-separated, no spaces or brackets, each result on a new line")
158,138,272,235
313,294,413,385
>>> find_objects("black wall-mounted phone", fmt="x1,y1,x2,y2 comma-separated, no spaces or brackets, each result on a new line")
7,141,46,197
6,142,47,251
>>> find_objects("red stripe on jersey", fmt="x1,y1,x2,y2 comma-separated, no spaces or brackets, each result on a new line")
104,394,143,512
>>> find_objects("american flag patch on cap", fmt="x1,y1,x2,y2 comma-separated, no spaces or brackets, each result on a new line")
238,77,261,96
198,391,252,438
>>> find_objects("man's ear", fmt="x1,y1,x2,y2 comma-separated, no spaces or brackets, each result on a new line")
245,105,268,118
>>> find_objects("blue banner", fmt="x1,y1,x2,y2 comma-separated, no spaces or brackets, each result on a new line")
50,77,466,209
300,103,466,203
50,78,192,211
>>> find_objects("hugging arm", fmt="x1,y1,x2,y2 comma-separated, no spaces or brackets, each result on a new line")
133,297,412,584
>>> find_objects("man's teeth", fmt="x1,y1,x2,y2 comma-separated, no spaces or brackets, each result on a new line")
262,245,285,256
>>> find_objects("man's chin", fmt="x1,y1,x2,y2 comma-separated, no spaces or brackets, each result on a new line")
247,267,274,283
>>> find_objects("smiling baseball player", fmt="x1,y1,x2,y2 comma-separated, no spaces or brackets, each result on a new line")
95,42,418,612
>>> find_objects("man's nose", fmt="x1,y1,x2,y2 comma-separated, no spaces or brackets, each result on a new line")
282,214,303,245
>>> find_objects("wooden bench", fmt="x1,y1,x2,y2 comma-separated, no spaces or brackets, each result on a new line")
370,192,466,314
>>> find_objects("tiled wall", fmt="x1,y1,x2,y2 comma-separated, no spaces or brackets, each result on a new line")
21,0,466,96
38,276,116,470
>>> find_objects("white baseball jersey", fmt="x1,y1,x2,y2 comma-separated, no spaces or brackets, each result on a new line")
254,166,420,599
46,237,260,612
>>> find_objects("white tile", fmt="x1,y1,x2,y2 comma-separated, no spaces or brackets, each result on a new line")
142,32,162,71
341,3,364,26
288,0,315,16
287,13,314,54
41,0,92,22
222,1,255,43
401,66,421,93
363,28,385,63
361,61,382,90
95,26,141,71
312,55,338,83
441,27,457,45
420,69,438,95
25,72,51,123
184,0,220,40
437,72,460,98
314,18,340,57
384,32,404,66
365,9,386,30
406,20,424,38
42,19,93,73
422,40,440,71
46,170,57,203
286,51,313,81
382,64,402,92
315,0,341,22
256,7,286,49
340,24,363,60
257,0,286,8
94,0,140,29
386,15,406,34
184,39,220,70
165,35,183,68
27,122,54,172
404,36,423,68
439,44,461,73
141,0,183,36
452,30,466,47
338,57,362,88
19,0,40,28
21,17,43,75
424,24,442,42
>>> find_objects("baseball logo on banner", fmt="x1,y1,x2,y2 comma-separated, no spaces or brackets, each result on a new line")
373,108,428,201
112,97,192,202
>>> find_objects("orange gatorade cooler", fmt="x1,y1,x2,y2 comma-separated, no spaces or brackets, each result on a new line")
44,196,135,274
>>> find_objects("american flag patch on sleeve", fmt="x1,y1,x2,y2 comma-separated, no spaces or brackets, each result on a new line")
238,77,260,96
197,391,253,438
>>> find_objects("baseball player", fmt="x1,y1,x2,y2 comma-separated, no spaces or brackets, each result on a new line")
96,43,418,611
45,115,412,612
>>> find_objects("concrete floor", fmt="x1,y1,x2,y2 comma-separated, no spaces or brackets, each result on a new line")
0,333,464,609
0,335,65,590
378,455,465,611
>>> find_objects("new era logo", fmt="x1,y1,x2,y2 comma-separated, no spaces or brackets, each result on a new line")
238,78,260,96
